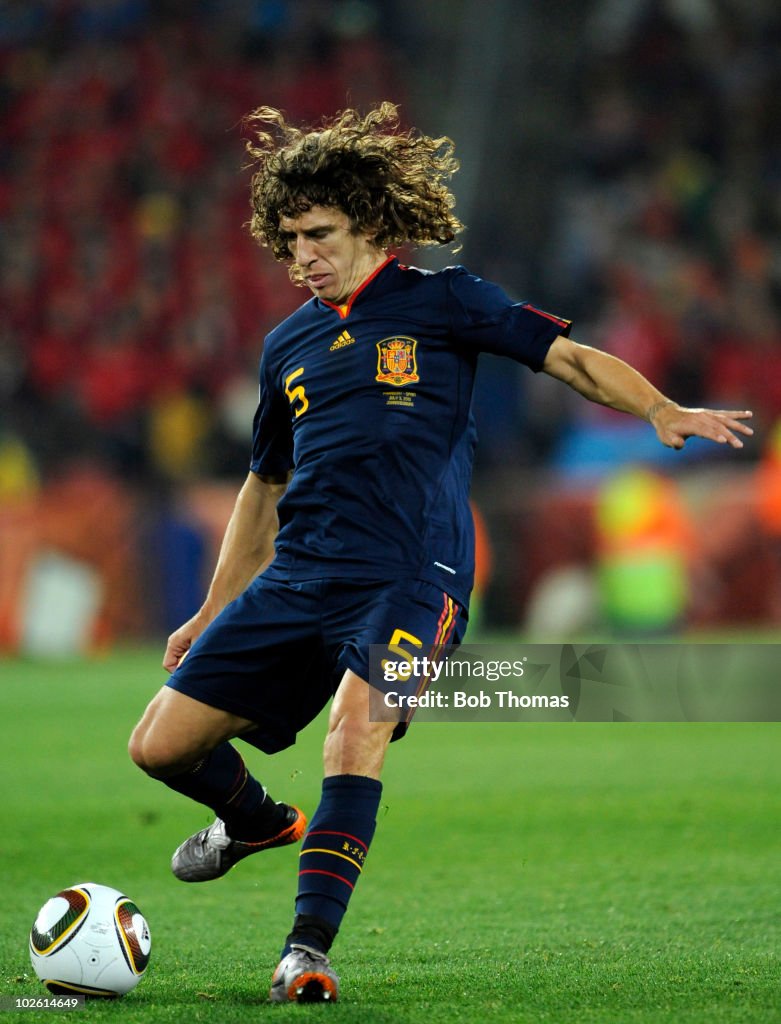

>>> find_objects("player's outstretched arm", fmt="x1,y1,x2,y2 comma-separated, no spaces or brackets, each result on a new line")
542,335,753,450
162,470,287,672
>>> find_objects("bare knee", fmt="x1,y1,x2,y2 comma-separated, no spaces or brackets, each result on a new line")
127,721,196,778
128,687,245,779
128,688,218,774
323,713,394,779
324,671,395,778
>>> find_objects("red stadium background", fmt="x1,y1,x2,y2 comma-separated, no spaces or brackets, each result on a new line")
1,0,780,653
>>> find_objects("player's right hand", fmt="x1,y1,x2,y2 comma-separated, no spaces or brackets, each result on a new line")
163,613,208,673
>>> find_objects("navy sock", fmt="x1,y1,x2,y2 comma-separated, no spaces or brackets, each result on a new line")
162,742,286,840
282,774,383,956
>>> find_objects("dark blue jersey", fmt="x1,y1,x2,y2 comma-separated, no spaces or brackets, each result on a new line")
250,256,570,607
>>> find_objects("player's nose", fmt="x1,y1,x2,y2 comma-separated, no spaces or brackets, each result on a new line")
295,236,317,266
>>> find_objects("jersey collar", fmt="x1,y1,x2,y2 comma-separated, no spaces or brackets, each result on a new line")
318,255,397,319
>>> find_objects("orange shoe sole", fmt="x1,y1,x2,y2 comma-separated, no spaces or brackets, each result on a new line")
245,806,307,851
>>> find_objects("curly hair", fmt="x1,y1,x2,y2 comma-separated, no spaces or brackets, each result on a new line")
244,102,463,279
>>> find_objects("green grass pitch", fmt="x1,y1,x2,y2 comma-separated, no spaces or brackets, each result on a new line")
1,648,779,1023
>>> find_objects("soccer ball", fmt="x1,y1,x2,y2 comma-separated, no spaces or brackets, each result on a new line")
29,882,151,998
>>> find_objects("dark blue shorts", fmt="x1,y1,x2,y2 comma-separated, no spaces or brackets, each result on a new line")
166,574,467,753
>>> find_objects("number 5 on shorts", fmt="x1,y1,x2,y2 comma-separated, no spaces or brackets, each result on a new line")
381,628,423,674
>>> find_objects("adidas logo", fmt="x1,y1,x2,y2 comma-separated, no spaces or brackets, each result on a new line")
329,330,356,351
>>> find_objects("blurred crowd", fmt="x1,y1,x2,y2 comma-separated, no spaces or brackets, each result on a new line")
544,1,781,446
3,1,781,491
2,0,781,640
0,0,402,487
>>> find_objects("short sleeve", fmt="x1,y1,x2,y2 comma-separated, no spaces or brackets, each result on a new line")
249,350,294,476
446,267,571,371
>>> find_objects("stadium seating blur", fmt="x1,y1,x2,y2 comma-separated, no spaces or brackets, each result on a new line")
537,2,781,460
1,0,405,484
1,1,780,644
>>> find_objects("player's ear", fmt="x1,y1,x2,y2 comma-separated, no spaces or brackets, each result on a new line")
367,227,386,251
352,217,381,245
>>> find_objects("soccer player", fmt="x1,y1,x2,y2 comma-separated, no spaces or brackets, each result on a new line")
128,103,753,1003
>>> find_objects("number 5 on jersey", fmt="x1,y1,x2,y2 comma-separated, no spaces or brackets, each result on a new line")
285,367,309,417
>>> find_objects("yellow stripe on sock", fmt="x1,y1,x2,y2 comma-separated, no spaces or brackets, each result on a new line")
300,848,364,872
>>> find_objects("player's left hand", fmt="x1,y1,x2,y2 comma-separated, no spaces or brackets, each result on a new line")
651,403,754,450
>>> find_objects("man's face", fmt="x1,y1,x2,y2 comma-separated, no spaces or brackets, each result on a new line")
278,206,384,306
